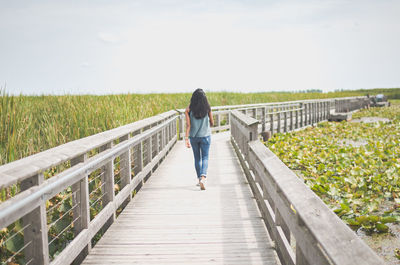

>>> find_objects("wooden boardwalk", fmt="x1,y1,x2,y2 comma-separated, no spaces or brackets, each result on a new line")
82,132,279,264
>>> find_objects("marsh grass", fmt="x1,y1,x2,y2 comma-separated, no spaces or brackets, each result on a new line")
1,88,399,166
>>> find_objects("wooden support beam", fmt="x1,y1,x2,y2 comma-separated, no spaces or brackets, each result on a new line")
21,173,49,265
71,154,90,264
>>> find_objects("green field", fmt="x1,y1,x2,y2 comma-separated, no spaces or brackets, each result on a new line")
2,88,400,166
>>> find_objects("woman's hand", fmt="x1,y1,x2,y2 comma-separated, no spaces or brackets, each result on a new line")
185,138,191,148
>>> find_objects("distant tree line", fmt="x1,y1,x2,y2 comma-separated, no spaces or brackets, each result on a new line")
295,89,323,93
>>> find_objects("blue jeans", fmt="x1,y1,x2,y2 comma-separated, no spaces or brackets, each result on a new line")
189,136,211,179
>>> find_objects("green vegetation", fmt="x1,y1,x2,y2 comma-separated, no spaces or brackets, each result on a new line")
2,88,400,167
265,100,400,233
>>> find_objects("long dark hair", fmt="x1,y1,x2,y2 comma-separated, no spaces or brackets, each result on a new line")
189,88,211,119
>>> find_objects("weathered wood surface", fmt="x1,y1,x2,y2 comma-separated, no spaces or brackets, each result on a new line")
82,132,279,265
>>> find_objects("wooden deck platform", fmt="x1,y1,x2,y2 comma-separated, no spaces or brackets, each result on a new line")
82,132,279,265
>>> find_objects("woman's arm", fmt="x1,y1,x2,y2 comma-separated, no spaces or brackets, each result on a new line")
208,110,214,127
184,107,191,148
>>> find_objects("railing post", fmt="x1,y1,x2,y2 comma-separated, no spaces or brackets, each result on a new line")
173,118,177,140
178,114,185,140
169,120,173,142
313,103,316,124
304,104,308,125
295,110,299,129
157,131,161,156
216,113,221,132
312,103,315,124
283,112,287,133
135,141,143,175
249,123,258,141
120,135,132,200
21,173,49,265
325,102,329,120
335,100,338,113
146,133,153,165
311,103,314,124
262,107,266,132
290,110,293,131
170,120,173,142
327,101,331,120
300,103,303,127
101,142,116,226
277,113,281,133
70,154,90,264
320,102,323,121
270,113,274,136
164,123,168,148
246,121,259,160
320,102,323,120
160,127,165,152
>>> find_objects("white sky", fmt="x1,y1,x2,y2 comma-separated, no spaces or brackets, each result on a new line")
0,0,399,95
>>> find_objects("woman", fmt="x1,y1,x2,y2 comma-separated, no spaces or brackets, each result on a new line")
185,88,214,190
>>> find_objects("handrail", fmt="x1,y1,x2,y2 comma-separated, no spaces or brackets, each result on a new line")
229,98,384,265
0,116,177,228
0,110,177,189
0,112,178,265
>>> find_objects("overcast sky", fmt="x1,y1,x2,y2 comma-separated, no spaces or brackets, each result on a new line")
1,0,399,95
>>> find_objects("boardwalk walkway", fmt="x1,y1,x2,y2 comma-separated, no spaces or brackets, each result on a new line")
82,132,279,264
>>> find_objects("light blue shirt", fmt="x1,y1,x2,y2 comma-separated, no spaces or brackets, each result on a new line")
189,112,211,137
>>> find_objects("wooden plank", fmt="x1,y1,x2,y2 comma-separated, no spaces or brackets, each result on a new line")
82,133,278,265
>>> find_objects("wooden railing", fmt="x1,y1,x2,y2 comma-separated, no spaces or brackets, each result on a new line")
177,96,370,139
0,95,373,265
230,99,384,265
0,110,178,265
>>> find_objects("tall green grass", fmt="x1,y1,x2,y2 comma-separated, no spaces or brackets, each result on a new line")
1,88,399,165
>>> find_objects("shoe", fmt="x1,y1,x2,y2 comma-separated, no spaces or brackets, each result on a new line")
199,178,206,190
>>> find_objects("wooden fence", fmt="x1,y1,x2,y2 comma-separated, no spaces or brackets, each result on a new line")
230,98,384,265
177,96,370,139
0,111,178,265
